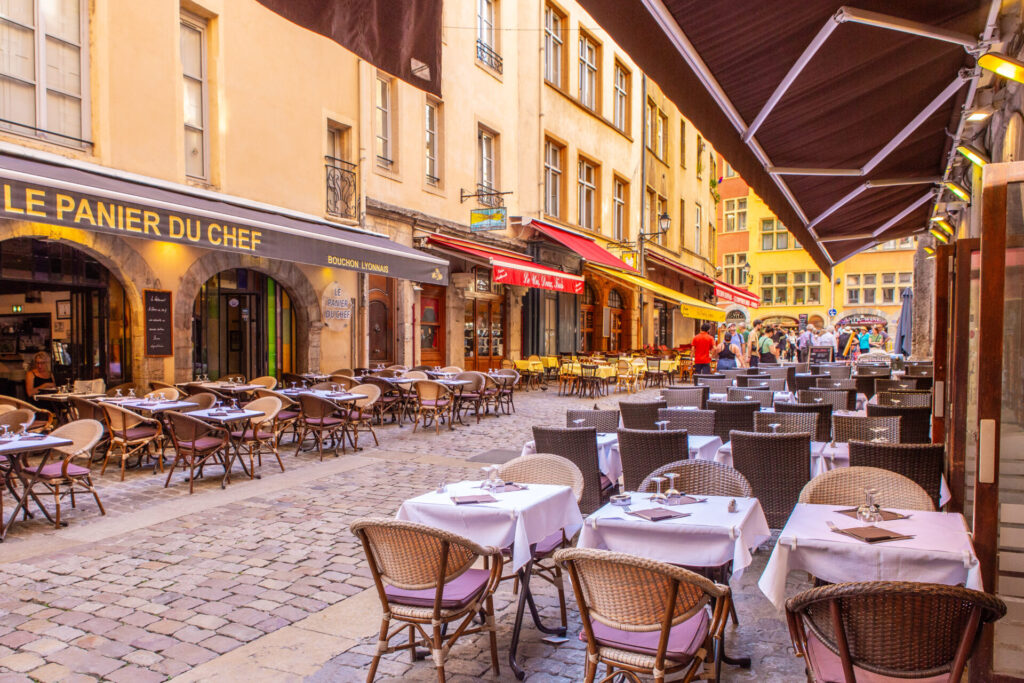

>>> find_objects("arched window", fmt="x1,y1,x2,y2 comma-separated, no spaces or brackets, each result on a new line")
607,289,624,309
581,284,596,305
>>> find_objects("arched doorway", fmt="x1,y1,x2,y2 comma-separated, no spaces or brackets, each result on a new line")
608,288,625,352
580,284,596,352
0,238,131,397
808,314,825,328
192,269,297,380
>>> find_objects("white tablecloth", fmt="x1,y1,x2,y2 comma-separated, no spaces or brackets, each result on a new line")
397,481,583,571
521,432,621,481
606,434,724,475
577,495,771,579
709,391,793,404
758,503,981,610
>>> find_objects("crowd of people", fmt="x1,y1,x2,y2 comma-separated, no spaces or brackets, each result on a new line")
691,320,892,372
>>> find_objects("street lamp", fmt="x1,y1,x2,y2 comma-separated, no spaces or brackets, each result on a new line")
738,262,751,287
658,211,671,235
636,212,671,347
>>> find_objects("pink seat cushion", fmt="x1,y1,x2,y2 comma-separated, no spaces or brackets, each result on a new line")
588,608,709,664
304,417,342,426
177,436,223,451
804,630,948,683
459,392,482,400
533,530,565,556
419,400,450,407
230,429,274,440
23,462,90,478
123,426,158,440
384,568,490,609
277,410,299,420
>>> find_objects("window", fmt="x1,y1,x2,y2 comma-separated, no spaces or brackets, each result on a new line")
375,76,393,167
181,14,208,179
656,111,667,159
724,198,747,232
543,5,563,87
425,99,440,185
608,289,623,308
723,253,747,286
793,271,821,305
679,120,686,167
577,158,597,230
694,203,702,245
760,218,789,250
679,199,685,246
899,272,912,285
613,177,626,240
578,34,598,110
613,63,629,132
696,135,704,178
761,273,788,305
478,127,496,191
645,100,655,150
882,272,897,303
543,139,563,217
656,194,667,245
645,100,667,159
724,161,736,178
476,0,501,71
694,204,702,255
846,274,861,305
0,0,89,145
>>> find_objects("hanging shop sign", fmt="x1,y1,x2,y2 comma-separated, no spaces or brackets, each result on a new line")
470,207,507,232
322,281,353,331
837,313,887,327
492,261,584,293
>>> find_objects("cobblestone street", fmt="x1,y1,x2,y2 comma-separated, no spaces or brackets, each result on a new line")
0,386,807,681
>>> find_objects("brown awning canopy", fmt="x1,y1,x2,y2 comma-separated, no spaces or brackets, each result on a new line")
255,0,442,96
579,1,988,271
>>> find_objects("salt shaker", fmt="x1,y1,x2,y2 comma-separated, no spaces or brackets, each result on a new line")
727,498,737,513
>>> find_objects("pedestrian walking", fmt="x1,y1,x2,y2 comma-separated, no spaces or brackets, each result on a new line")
757,324,778,364
690,323,716,379
715,332,742,370
747,322,762,368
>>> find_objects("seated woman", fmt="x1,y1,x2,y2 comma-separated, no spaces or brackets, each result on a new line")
25,351,55,399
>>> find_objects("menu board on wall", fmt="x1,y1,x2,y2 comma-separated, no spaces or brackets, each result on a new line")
144,290,173,357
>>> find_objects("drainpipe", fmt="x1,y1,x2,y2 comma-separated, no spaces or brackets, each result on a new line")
639,74,648,348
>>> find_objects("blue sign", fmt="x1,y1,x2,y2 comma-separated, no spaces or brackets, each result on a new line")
828,308,837,317
470,207,507,232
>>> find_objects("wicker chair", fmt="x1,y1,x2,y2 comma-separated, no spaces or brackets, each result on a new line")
253,389,298,443
760,366,790,381
706,400,758,443
99,403,164,480
577,364,604,398
619,400,667,430
281,372,307,389
792,373,828,393
532,426,606,514
617,428,689,492
815,377,857,391
739,377,786,392
727,387,773,409
866,404,931,443
403,370,429,380
352,518,503,682
162,410,230,494
854,368,891,398
387,365,409,372
494,369,519,414
183,392,217,411
0,408,35,435
657,408,715,436
329,375,359,391
662,386,708,409
639,459,753,497
734,374,770,388
833,415,901,443
823,365,852,379
875,377,919,392
331,368,356,376
106,382,142,397
798,466,935,511
695,376,733,392
296,394,347,459
785,582,1005,683
67,397,110,457
361,376,404,425
144,387,181,401
555,547,730,683
451,372,486,424
774,402,831,443
346,383,381,449
615,359,638,393
753,411,817,436
730,431,810,528
230,396,283,475
849,441,944,508
876,390,932,408
411,380,452,434
0,395,53,432
19,419,105,527
566,409,620,432
801,387,856,411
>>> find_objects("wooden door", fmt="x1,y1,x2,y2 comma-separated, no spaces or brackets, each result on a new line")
368,275,393,367
419,285,445,366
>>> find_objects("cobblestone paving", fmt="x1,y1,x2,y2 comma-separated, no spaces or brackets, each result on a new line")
0,384,808,681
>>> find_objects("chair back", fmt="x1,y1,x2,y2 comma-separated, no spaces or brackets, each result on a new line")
144,387,181,401
761,366,790,381
646,358,661,372
351,383,381,410
662,386,708,409
833,415,900,443
849,441,944,508
617,427,689,491
298,393,338,420
453,371,485,393
499,453,584,503
816,378,856,391
106,382,140,397
184,392,217,411
404,370,428,380
875,377,918,392
793,373,828,392
798,388,852,411
387,365,408,372
244,396,281,427
310,381,335,391
329,375,359,390
331,368,355,377
657,408,715,435
823,365,852,379
735,374,770,388
904,364,933,377
866,404,931,443
719,368,745,379
580,363,598,378
281,372,306,388
0,404,12,415
48,419,104,459
798,466,934,510
775,402,832,442
164,410,225,450
706,400,758,443
440,366,463,374
149,380,175,392
727,387,773,409
532,426,603,514
730,430,811,528
414,380,449,402
69,397,105,422
100,403,146,433
741,377,786,391
221,374,247,383
0,408,35,432
639,459,752,497
785,582,1005,683
854,365,891,377
696,376,733,392
876,390,931,408
373,369,399,378
566,409,619,432
619,400,668,430
754,411,817,436
249,375,277,390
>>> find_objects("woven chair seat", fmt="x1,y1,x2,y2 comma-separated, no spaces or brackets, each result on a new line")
534,529,565,556
304,416,343,426
589,608,709,665
384,567,490,610
419,399,450,407
229,428,274,440
459,392,482,400
122,426,159,440
175,436,224,451
22,462,90,478
803,630,946,683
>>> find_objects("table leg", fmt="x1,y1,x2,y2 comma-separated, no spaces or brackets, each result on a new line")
508,561,532,680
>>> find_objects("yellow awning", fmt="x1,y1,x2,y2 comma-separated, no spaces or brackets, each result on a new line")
587,264,726,322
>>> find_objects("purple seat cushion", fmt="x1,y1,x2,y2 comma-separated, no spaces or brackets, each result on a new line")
277,410,299,420
384,568,489,609
23,462,90,478
804,631,947,683
588,608,709,664
533,530,565,556
230,429,274,440
123,426,158,440
304,417,342,426
459,392,482,400
419,399,450,407
177,436,223,451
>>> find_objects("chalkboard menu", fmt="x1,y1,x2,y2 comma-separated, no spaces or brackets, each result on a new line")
809,345,833,363
144,290,173,357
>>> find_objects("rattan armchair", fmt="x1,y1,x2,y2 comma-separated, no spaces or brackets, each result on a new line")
162,410,230,494
793,373,828,393
296,394,347,459
753,411,818,436
739,377,786,392
329,375,359,391
775,401,832,442
281,372,307,389
833,415,900,443
0,395,53,432
566,408,620,432
657,408,715,435
248,375,277,390
346,383,381,449
494,369,519,414
144,387,181,401
19,419,105,527
411,380,452,435
639,459,753,497
849,441,944,508
617,428,689,492
785,582,1005,683
662,386,708,409
706,400,758,443
823,365,852,379
99,403,164,480
798,466,935,511
555,547,731,683
0,408,35,434
730,430,811,528
616,359,638,393
866,404,932,443
727,387,774,409
230,396,283,475
815,377,857,391
619,399,668,430
183,392,217,411
532,426,607,514
253,389,298,443
352,518,503,682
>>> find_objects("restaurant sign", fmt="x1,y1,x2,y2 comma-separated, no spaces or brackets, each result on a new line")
470,207,507,232
492,262,584,294
321,281,352,332
0,173,448,284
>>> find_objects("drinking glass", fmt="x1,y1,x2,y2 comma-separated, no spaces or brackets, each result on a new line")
480,465,493,489
331,384,339,393
0,425,9,440
769,423,781,434
665,472,680,498
158,391,166,401
128,388,136,398
231,398,239,410
573,418,585,428
19,421,32,437
115,388,122,398
813,397,823,404
858,487,881,523
650,476,667,502
656,420,669,431
869,426,888,443
214,398,223,411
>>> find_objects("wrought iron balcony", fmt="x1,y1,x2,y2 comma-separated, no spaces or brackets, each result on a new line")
325,156,357,219
476,40,503,74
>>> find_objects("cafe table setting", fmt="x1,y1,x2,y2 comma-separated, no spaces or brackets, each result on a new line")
758,502,981,610
0,430,74,539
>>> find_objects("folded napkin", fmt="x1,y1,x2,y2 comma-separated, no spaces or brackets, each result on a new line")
835,508,911,522
832,524,914,543
492,483,527,493
451,494,498,505
663,495,705,506
225,408,245,414
21,434,46,441
209,411,228,416
627,508,689,522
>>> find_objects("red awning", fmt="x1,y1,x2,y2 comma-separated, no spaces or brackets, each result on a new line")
426,234,584,294
647,252,760,308
524,219,636,272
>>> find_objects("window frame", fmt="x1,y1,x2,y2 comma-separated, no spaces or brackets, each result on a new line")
478,127,497,191
724,197,747,232
543,138,563,218
181,12,209,180
612,61,629,132
543,4,563,87
578,32,598,111
679,120,686,168
612,176,626,241
375,75,394,168
577,156,597,230
424,98,442,186
477,0,495,48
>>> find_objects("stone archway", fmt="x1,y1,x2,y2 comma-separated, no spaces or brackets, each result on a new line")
0,221,164,382
174,251,322,381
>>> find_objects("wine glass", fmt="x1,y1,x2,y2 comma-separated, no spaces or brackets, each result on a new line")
214,397,223,412
869,426,889,443
813,397,823,404
231,398,239,410
158,391,166,401
655,420,669,432
650,476,667,502
573,418,586,428
19,421,32,437
0,424,9,441
480,465,493,489
115,388,122,398
128,388,136,398
769,422,781,434
665,472,680,498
